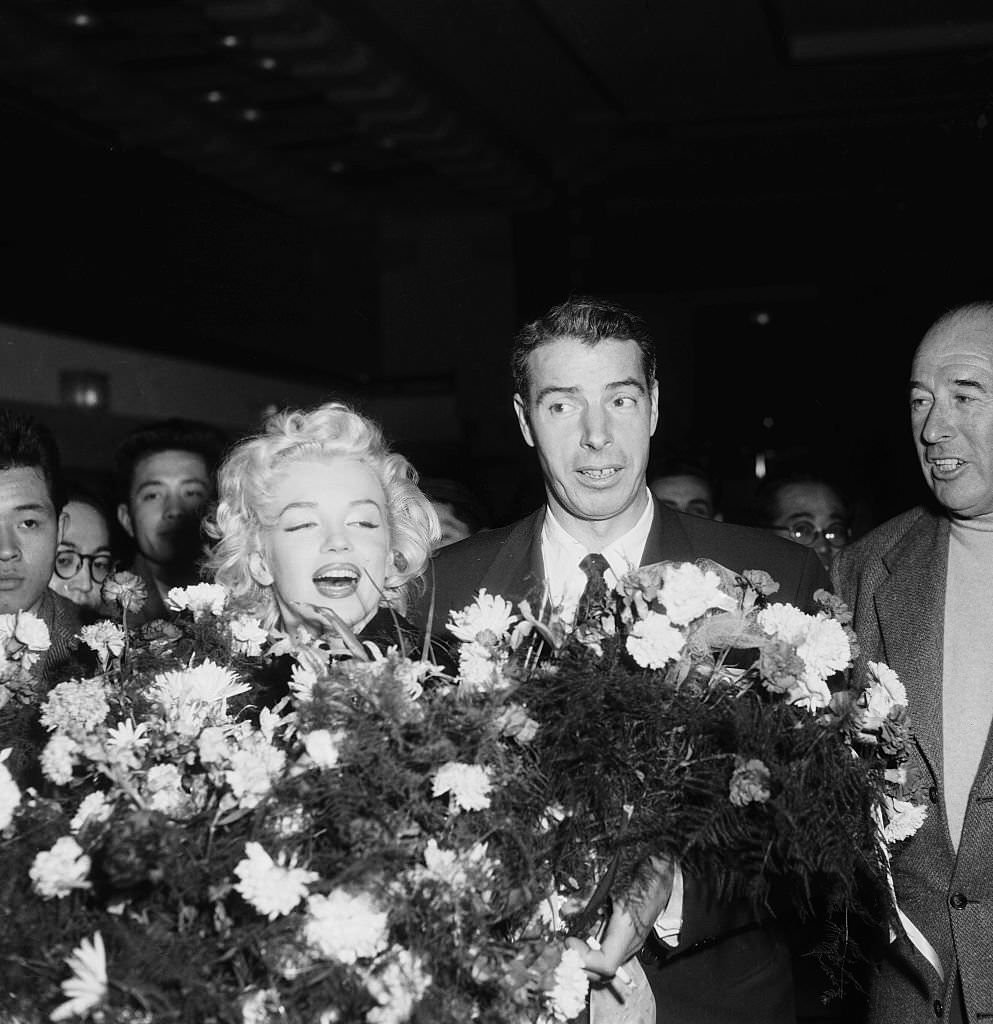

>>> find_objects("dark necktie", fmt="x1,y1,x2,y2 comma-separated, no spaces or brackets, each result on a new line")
575,553,611,626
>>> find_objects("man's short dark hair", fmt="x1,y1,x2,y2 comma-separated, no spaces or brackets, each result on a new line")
0,409,65,511
753,470,852,529
114,418,229,502
650,457,719,503
511,296,657,402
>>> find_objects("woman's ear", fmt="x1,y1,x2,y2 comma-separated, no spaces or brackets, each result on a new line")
248,550,274,587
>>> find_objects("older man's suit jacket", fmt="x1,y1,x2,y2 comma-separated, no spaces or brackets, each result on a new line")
414,499,828,1024
834,504,993,1024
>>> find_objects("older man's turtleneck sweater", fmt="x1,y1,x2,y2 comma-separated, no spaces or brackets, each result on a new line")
943,515,993,849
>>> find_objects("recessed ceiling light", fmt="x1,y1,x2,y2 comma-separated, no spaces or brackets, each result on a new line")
241,108,261,122
221,34,240,48
205,90,225,104
259,57,278,71
71,12,93,27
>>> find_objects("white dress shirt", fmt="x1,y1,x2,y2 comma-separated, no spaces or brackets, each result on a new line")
538,489,656,622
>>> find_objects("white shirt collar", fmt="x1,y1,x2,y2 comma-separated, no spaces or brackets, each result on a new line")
539,489,655,619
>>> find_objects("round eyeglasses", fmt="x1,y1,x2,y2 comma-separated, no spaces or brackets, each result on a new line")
776,521,850,550
53,550,114,583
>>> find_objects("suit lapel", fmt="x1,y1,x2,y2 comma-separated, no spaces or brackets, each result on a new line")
479,508,546,606
640,501,695,566
875,509,947,785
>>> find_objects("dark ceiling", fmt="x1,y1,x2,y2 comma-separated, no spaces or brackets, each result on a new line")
2,0,993,371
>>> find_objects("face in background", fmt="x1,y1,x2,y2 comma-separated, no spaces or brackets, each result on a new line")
0,465,63,615
431,501,472,550
250,457,391,636
514,337,659,545
50,500,113,610
650,474,717,519
770,481,850,570
910,311,993,519
118,449,212,574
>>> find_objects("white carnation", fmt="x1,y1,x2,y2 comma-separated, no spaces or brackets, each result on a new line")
145,763,191,816
882,797,928,843
40,734,81,785
660,563,736,626
626,611,684,669
229,614,268,657
796,616,850,682
40,678,110,737
432,761,493,811
78,621,126,667
30,836,91,899
448,589,518,644
234,842,318,920
457,642,502,695
548,947,589,1020
167,582,228,619
304,889,389,964
13,611,51,652
69,792,113,834
865,661,906,723
226,734,286,809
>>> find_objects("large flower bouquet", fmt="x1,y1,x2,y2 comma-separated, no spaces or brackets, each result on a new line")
0,562,922,1023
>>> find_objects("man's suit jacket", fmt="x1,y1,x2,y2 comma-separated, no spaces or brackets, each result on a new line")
834,504,993,1024
417,499,827,643
414,498,829,1024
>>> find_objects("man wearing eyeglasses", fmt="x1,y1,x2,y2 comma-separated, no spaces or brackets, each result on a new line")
757,474,852,571
0,410,81,681
835,302,993,1024
48,490,114,615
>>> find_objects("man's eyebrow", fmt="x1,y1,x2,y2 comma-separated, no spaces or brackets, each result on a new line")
136,476,208,489
14,502,51,512
952,377,988,391
533,379,646,403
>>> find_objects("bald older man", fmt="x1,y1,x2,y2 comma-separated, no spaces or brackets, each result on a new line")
834,301,993,1024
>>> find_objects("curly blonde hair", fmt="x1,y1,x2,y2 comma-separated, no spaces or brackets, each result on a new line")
205,403,439,629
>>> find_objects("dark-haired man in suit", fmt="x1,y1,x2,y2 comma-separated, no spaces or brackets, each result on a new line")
414,295,828,1023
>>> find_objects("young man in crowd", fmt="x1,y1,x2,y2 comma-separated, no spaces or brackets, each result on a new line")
0,409,81,679
115,418,228,625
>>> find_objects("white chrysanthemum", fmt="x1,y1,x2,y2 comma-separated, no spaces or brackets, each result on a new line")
457,642,502,695
548,947,589,1021
230,614,268,657
104,719,149,770
432,761,493,811
288,662,318,703
0,756,20,830
69,792,113,834
234,842,318,920
304,889,389,964
167,582,228,619
796,616,850,682
78,621,126,667
30,836,92,899
448,589,518,644
40,678,110,737
13,611,51,652
882,797,928,843
660,563,737,626
866,661,907,723
40,734,81,785
366,947,432,1024
420,838,491,891
226,734,286,809
626,611,685,670
302,729,345,770
50,931,107,1022
150,660,249,736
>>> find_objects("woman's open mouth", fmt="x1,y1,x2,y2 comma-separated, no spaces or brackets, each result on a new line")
313,564,361,599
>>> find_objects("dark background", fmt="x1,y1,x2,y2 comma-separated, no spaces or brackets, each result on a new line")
3,0,992,527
